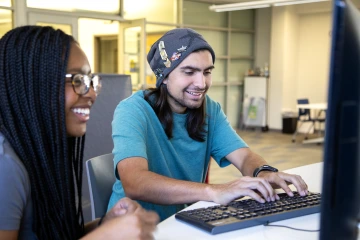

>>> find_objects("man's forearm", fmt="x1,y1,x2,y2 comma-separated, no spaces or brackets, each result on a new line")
227,148,268,177
242,152,268,176
123,170,213,205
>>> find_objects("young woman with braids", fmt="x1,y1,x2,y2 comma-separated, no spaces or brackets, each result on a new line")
0,26,158,240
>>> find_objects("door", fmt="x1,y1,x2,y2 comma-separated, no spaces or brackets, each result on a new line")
118,19,146,91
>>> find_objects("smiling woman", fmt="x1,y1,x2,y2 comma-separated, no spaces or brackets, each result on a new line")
64,42,98,137
0,25,86,240
0,25,158,240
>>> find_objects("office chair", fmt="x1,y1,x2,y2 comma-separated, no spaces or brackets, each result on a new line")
85,153,115,220
292,98,326,143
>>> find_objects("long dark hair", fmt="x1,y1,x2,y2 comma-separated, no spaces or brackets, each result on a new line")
0,26,84,239
144,84,207,141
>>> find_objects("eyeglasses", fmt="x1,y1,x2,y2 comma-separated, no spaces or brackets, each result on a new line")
65,73,102,95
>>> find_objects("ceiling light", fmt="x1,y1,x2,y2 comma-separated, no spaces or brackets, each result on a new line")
274,0,329,6
209,0,330,12
210,4,271,12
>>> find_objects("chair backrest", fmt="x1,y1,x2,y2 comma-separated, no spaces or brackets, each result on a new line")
297,98,309,105
85,153,115,220
297,98,311,120
82,74,131,223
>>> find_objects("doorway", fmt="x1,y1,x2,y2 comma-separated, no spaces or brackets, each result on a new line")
94,35,118,73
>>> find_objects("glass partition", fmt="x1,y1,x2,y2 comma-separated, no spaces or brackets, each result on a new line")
183,1,227,27
0,9,12,37
230,32,253,57
229,59,252,83
124,27,141,87
212,59,226,84
230,10,254,29
197,29,227,57
227,86,243,127
207,86,225,109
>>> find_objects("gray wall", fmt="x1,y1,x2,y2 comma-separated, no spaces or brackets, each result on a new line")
82,74,132,222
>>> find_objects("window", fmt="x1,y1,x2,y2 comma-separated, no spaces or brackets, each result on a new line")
0,0,11,7
123,0,177,23
27,0,120,14
0,9,12,38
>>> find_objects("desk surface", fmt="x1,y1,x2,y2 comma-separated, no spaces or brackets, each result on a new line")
296,103,327,110
154,163,323,240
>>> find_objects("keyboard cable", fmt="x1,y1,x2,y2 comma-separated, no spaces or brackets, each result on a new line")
265,216,360,232
264,221,319,232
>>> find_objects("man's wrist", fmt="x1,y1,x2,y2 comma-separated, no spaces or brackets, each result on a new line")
253,165,278,177
205,184,215,202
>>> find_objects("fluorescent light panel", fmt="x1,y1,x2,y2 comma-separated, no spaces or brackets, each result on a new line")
274,0,329,6
213,4,271,12
209,0,329,11
209,0,288,9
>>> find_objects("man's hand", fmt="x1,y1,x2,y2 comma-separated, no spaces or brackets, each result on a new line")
206,176,280,205
206,171,308,205
257,171,308,197
224,148,309,204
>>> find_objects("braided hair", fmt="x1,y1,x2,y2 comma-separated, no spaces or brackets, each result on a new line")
0,26,85,239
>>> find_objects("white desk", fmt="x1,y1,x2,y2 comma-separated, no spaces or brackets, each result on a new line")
154,163,323,240
296,103,327,144
296,103,327,110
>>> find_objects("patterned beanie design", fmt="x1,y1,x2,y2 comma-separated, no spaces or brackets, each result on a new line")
147,28,215,87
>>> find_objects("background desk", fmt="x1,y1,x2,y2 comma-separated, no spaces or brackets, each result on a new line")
296,103,327,144
154,163,323,240
296,103,327,110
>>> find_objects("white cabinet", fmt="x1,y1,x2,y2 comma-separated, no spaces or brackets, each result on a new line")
243,76,269,129
244,76,268,100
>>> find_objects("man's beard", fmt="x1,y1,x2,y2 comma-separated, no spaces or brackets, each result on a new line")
166,86,207,110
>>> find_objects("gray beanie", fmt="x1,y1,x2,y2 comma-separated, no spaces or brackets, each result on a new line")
147,28,216,87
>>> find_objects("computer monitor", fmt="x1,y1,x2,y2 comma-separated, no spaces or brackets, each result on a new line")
319,0,360,239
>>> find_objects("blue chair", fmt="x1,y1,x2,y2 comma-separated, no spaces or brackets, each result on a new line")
292,99,326,143
85,153,115,220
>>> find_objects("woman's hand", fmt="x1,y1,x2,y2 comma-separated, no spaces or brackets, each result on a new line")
82,197,159,240
97,210,159,240
101,197,142,224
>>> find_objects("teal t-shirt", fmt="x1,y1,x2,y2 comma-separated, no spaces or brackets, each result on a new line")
108,90,247,221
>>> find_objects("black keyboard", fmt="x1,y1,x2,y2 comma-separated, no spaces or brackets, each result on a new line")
175,191,321,235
